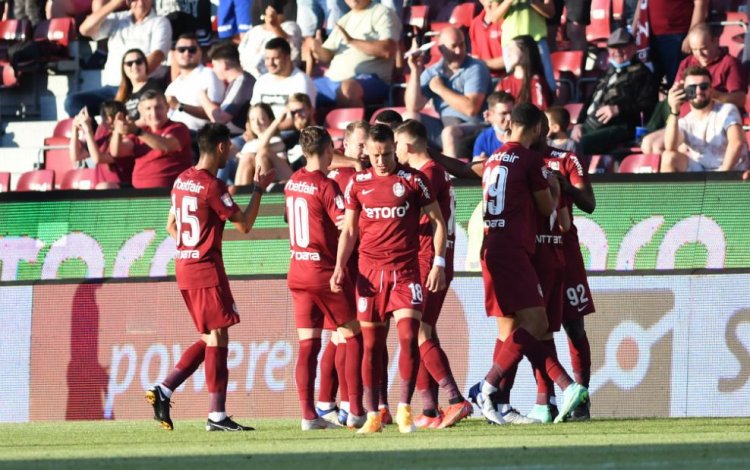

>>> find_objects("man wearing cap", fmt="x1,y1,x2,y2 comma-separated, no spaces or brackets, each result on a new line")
571,28,658,158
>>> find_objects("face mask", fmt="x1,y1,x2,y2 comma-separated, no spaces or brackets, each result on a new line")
492,124,504,135
609,58,631,70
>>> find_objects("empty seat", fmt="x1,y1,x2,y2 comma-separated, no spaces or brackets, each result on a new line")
60,168,98,190
618,153,661,173
15,169,55,191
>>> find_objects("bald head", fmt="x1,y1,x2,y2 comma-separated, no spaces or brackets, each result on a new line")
438,26,467,67
687,23,720,66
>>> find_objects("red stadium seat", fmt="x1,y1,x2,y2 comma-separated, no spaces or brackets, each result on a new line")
563,103,584,125
43,118,75,147
325,107,365,139
426,2,476,36
618,153,661,173
0,171,10,192
60,168,98,190
711,12,747,59
33,18,77,61
612,0,625,21
586,0,612,46
43,146,76,189
550,50,585,102
15,169,55,191
588,154,615,174
0,18,33,62
0,63,18,88
403,5,430,31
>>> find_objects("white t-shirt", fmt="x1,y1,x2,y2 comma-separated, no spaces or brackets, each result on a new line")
165,65,226,131
240,136,287,159
323,3,401,82
238,22,302,78
679,102,748,171
95,10,172,86
250,68,317,119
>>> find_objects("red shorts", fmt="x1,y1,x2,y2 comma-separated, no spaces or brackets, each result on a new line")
356,266,423,323
418,257,451,327
180,277,240,334
482,248,544,317
291,281,356,330
532,256,564,332
562,242,596,321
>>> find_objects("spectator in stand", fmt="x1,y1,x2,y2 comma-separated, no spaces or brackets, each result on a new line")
306,0,400,107
545,106,576,151
68,0,171,117
238,0,301,78
165,33,225,133
69,102,133,188
110,90,193,188
13,0,44,26
250,37,317,132
488,0,557,95
232,103,288,186
498,35,554,110
405,26,491,158
199,41,256,137
114,48,165,122
470,0,505,77
472,91,515,160
641,23,748,154
571,29,657,157
298,0,348,38
272,92,315,171
155,0,212,46
216,0,252,40
563,0,591,51
662,66,748,172
644,0,708,88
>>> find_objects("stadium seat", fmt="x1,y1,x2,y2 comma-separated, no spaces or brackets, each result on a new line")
0,171,10,192
711,12,747,59
60,168,98,190
618,153,661,173
42,147,76,189
0,63,18,88
0,18,33,62
550,50,585,102
325,107,365,139
425,2,476,36
403,5,430,33
586,0,612,47
563,102,584,124
43,117,75,147
370,107,407,123
15,169,55,191
612,0,625,21
588,154,615,174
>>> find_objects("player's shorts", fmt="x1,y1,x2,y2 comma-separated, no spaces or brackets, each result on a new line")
313,74,389,107
216,0,252,39
566,0,592,25
291,281,356,330
356,266,423,323
532,256,565,333
180,277,239,334
562,241,596,321
418,257,452,327
482,248,544,317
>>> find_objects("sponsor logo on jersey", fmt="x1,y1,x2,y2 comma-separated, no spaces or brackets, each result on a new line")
416,176,431,199
173,179,205,193
285,180,317,194
484,219,506,228
177,249,200,259
290,250,321,261
489,151,520,163
396,170,412,181
327,169,339,179
356,172,373,182
392,182,405,197
334,195,344,210
536,234,563,245
569,155,585,176
221,193,234,207
363,202,410,219
361,188,375,195
358,297,368,312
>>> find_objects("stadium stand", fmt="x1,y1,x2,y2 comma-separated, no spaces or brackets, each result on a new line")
0,171,9,192
60,168,98,190
325,107,365,140
15,169,55,191
618,153,661,173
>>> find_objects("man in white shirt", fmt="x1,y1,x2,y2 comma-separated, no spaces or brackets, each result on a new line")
65,0,172,117
165,33,225,132
251,37,317,131
662,66,748,172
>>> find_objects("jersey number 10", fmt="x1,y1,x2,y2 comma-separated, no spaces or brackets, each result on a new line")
286,196,310,248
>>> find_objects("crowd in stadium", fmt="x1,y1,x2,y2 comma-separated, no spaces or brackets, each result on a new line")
2,0,750,192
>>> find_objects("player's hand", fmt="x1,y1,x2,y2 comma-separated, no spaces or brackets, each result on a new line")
334,214,346,230
425,265,446,292
547,169,561,198
330,266,345,293
594,105,618,124
254,166,276,190
553,170,571,192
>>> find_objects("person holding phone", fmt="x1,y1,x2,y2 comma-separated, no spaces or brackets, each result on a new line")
661,66,748,172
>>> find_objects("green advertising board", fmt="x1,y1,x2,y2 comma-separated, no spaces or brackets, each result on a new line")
0,177,748,282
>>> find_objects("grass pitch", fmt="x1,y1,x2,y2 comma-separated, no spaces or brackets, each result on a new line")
0,418,748,469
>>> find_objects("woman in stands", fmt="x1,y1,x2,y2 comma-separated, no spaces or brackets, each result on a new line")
498,35,554,110
233,103,289,186
114,48,165,122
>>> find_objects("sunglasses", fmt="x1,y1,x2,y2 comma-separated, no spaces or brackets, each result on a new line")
176,46,198,54
685,83,710,92
290,108,307,116
124,58,145,67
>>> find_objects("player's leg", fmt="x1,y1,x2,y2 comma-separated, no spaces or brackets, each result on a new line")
529,334,558,423
359,321,386,433
563,317,591,420
392,308,421,433
337,319,365,427
379,319,392,425
202,327,251,431
332,332,349,424
315,331,340,424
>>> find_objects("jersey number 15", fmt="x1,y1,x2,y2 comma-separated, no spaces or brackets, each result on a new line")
172,194,200,248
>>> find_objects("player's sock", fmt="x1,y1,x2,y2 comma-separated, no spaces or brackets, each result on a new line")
345,332,364,416
162,339,206,393
495,328,574,391
296,338,322,420
533,339,558,405
419,339,462,402
317,340,338,404
335,338,349,406
484,338,506,388
379,343,389,407
568,330,591,388
416,358,438,412
498,361,518,404
205,346,229,415
362,327,385,413
396,318,420,405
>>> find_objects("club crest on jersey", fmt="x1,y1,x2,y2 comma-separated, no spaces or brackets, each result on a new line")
335,195,344,210
221,193,234,207
548,161,561,171
358,297,368,312
392,182,405,197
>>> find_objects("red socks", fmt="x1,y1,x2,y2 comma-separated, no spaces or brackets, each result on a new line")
205,346,229,414
317,340,338,404
296,338,322,420
397,318,420,405
345,333,364,416
568,331,591,388
163,339,206,391
534,339,558,405
379,344,389,407
362,327,385,413
416,358,438,411
419,339,462,403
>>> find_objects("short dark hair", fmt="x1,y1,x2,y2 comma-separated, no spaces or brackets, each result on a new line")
288,92,312,109
394,119,428,150
373,109,404,129
176,32,199,44
487,91,515,107
545,106,570,130
208,41,240,66
197,123,231,155
139,89,165,103
300,126,333,157
683,65,712,82
344,120,370,142
368,123,394,144
510,102,543,129
265,37,292,56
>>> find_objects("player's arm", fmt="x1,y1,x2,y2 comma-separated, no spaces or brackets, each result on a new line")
430,149,483,179
166,210,177,240
557,171,596,214
329,149,363,170
422,201,447,293
331,208,359,293
229,168,276,233
533,172,560,217
557,206,571,233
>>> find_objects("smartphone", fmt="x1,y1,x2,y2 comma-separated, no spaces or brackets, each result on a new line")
404,41,436,59
684,85,697,100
